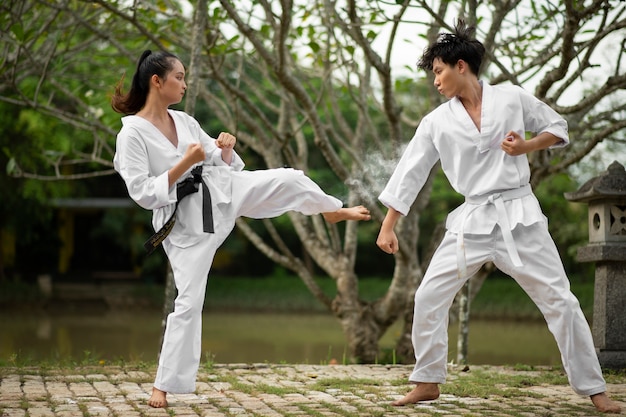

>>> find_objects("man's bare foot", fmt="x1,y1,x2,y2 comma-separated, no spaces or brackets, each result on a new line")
148,387,168,408
323,206,371,223
591,392,621,414
392,383,440,406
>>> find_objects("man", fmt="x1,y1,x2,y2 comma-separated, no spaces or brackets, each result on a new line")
376,20,621,414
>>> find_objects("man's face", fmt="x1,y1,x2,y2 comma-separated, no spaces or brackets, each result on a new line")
432,57,459,99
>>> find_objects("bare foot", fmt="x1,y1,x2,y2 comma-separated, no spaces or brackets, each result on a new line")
591,392,621,414
392,383,440,406
323,206,371,223
148,387,168,408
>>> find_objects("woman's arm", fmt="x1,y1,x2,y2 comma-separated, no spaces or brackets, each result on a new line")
215,132,236,165
167,143,205,188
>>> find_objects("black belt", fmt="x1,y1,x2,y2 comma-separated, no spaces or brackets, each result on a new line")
143,166,214,255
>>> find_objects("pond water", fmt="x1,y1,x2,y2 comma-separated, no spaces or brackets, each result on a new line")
0,310,562,366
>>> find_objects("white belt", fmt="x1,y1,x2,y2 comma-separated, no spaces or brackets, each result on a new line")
456,184,532,278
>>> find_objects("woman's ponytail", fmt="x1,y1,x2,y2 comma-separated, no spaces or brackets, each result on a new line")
111,50,179,115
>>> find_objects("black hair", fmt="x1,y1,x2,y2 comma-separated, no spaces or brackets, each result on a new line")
417,19,485,75
111,50,180,115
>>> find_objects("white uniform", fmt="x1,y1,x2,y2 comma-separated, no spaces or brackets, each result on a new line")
379,82,606,396
114,109,342,393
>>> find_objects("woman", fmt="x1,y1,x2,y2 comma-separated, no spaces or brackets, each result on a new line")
112,50,370,408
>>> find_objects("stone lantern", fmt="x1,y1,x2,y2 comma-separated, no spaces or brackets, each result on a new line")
564,161,626,369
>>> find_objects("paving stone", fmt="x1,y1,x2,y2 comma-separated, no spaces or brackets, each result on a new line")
0,411,26,417
23,407,55,417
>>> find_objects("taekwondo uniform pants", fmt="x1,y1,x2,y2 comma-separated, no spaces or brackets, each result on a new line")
408,221,607,397
154,168,342,393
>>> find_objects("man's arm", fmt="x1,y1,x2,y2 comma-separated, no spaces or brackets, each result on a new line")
376,207,403,254
501,131,561,156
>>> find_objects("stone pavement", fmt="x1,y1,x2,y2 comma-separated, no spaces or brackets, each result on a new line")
1,363,625,416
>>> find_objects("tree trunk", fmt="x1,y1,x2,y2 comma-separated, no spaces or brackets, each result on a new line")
158,263,176,359
457,282,470,365
184,0,207,117
396,299,416,364
333,302,383,363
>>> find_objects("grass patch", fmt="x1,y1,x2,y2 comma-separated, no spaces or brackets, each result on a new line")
210,373,302,396
297,404,327,417
0,355,155,379
204,274,595,319
204,275,394,312
1,274,595,319
469,277,594,320
603,368,626,385
1,349,154,371
442,367,569,399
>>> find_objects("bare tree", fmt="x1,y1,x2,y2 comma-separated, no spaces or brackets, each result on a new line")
1,0,624,363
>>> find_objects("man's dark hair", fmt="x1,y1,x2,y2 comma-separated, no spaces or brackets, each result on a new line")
417,19,485,75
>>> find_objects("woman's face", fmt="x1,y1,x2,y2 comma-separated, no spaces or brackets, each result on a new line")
159,59,187,105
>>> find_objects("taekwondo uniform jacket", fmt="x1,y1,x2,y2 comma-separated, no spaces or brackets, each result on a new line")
113,109,245,249
379,81,569,237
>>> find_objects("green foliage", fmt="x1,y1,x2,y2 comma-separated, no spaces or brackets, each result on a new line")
0,105,69,249
1,0,191,180
471,274,594,320
0,280,45,305
1,1,623,319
